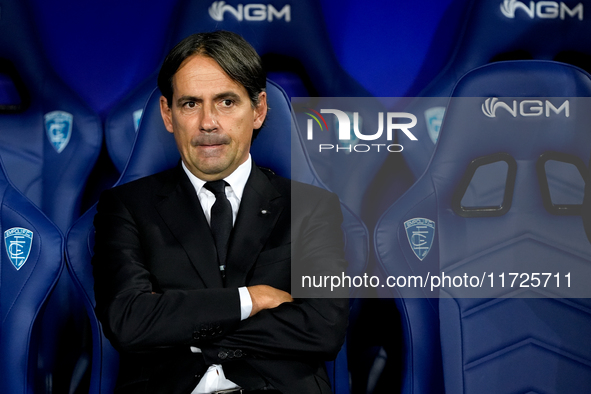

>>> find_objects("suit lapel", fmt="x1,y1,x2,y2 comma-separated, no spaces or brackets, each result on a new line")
225,165,284,287
155,165,224,288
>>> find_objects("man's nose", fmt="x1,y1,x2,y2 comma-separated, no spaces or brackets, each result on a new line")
200,104,218,132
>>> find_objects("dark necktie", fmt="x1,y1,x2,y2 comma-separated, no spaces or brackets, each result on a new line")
204,180,233,281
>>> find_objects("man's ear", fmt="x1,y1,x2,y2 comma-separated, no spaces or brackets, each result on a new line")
160,96,174,134
253,91,268,130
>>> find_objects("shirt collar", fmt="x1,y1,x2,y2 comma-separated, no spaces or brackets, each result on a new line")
182,154,252,200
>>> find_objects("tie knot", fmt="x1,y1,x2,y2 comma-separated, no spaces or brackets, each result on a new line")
204,180,228,196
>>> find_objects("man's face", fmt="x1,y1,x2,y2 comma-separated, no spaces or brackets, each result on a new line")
160,54,267,181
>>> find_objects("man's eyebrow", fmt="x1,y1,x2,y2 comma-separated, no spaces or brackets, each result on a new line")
213,91,242,102
176,95,202,106
175,92,243,107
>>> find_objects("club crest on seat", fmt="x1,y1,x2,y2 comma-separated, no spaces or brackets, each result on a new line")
4,227,33,270
44,111,73,153
404,218,435,261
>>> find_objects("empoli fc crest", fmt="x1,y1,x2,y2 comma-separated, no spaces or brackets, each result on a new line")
424,107,445,145
4,227,33,270
404,218,435,261
44,111,73,153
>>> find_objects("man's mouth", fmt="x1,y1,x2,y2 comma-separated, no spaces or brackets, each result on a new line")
199,143,225,148
193,135,231,147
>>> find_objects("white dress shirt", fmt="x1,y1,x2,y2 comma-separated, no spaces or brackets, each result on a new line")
182,156,253,394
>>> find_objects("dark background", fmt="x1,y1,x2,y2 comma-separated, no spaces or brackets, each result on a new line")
26,0,462,118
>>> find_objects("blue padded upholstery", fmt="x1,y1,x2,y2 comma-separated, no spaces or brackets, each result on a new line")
66,210,119,394
376,60,591,393
293,97,393,227
104,74,160,175
0,0,102,232
0,2,102,392
105,0,369,175
0,160,63,394
404,0,591,180
68,80,356,393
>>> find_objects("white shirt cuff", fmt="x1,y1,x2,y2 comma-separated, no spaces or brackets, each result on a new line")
238,286,252,320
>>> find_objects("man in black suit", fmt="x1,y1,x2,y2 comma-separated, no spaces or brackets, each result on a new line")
92,31,349,394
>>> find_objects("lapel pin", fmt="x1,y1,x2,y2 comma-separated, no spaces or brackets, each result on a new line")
260,209,269,215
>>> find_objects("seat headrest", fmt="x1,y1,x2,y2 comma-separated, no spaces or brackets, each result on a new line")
422,0,591,97
429,61,591,217
167,0,368,96
458,0,589,66
452,60,591,97
438,61,591,160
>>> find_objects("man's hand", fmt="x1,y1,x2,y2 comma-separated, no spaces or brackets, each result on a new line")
247,285,293,317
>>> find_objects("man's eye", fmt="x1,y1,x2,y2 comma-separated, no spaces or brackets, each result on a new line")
184,102,196,108
221,99,234,107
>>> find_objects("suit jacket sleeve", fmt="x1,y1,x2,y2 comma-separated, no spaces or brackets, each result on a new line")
201,184,349,363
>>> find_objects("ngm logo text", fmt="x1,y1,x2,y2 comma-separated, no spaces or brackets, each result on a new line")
306,109,417,153
209,1,290,22
500,0,583,20
482,98,569,118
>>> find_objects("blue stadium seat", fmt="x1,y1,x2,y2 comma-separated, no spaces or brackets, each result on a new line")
0,158,63,394
376,60,591,393
404,0,591,180
66,209,119,394
105,0,369,175
0,0,102,232
0,1,103,392
68,80,356,393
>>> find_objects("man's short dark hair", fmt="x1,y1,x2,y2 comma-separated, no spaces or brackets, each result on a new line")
158,30,267,114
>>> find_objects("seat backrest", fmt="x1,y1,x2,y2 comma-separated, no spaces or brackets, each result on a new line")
105,0,369,175
68,79,361,393
0,160,63,394
0,0,103,232
403,0,591,180
376,60,591,393
0,3,103,393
